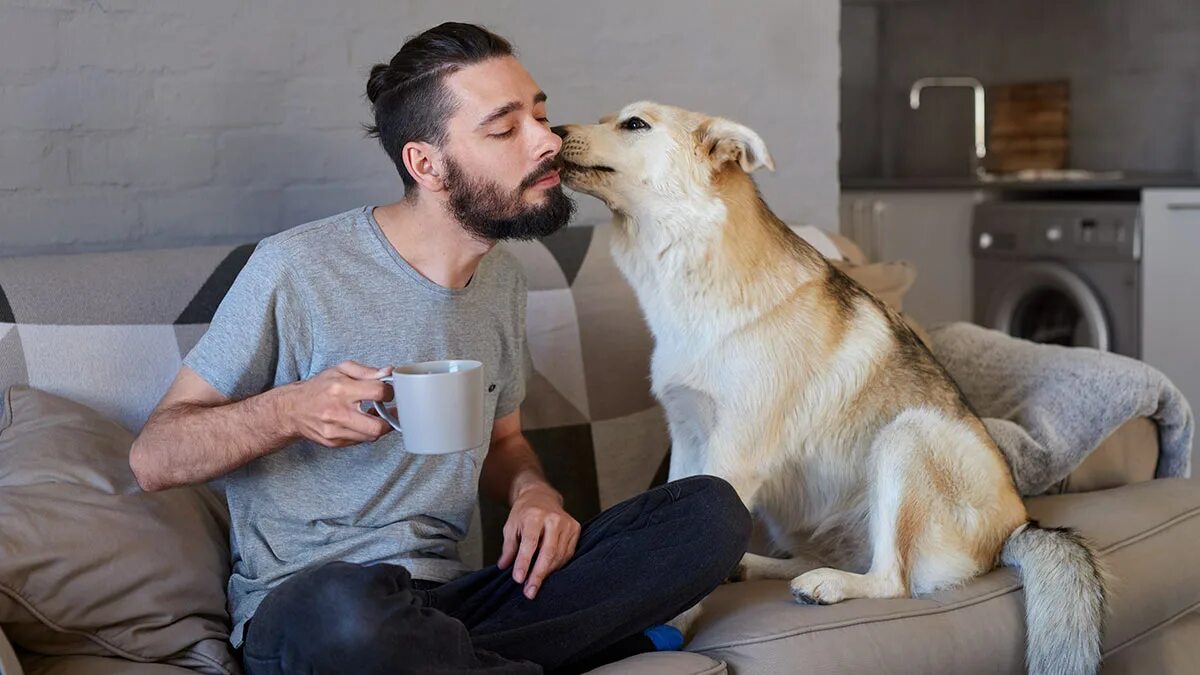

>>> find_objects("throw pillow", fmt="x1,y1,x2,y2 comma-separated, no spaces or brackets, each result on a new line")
0,386,239,675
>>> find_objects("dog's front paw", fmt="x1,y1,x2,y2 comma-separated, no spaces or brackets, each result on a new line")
790,568,847,605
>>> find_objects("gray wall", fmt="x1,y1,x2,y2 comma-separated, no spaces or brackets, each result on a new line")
0,0,840,258
841,0,1200,178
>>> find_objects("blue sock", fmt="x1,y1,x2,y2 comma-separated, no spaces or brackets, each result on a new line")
564,624,685,673
643,624,684,651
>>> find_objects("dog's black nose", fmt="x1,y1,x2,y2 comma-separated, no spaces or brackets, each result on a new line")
551,125,569,139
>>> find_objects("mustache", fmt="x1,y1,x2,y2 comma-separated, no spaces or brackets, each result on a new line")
518,156,564,191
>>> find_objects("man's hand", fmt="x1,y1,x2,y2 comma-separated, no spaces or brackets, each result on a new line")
498,482,580,600
284,360,394,448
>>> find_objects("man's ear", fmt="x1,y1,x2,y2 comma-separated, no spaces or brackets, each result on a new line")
402,141,446,192
696,117,775,173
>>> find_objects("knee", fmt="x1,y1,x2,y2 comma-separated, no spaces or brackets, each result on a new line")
304,561,385,606
310,562,399,642
684,475,753,566
268,562,398,657
710,476,753,552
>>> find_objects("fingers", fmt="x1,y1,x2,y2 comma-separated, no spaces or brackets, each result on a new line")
313,426,370,448
561,519,580,564
498,522,519,570
512,521,542,587
295,362,396,448
315,418,380,446
340,378,391,404
342,409,392,439
523,520,561,599
310,403,391,448
335,360,391,380
516,515,581,600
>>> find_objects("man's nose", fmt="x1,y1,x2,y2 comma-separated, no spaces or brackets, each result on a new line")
535,122,563,162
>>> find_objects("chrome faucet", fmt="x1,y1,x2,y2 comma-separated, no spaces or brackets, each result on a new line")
909,77,987,178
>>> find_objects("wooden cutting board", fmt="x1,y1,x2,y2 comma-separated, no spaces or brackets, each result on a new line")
986,80,1069,172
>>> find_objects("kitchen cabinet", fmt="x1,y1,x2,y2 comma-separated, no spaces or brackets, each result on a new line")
1142,189,1200,466
839,190,987,327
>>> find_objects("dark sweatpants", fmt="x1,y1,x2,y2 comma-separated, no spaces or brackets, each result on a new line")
241,475,751,674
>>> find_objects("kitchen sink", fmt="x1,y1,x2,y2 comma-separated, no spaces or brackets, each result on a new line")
978,169,1126,183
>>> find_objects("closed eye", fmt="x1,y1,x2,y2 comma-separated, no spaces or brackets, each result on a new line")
491,128,516,138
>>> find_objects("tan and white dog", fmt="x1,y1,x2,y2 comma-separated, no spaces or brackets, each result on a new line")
554,103,1107,675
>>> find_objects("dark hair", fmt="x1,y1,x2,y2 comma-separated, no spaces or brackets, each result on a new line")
364,22,514,195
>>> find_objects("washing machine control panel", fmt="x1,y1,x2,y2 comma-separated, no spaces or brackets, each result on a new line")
972,203,1141,262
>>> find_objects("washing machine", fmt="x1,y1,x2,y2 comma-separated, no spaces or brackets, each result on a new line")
972,202,1142,358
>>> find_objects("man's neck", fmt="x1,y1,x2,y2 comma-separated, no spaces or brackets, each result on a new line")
372,197,494,290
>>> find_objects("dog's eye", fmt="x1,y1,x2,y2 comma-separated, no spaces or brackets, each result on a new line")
620,116,650,131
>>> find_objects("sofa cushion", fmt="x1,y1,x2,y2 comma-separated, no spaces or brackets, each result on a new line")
0,386,239,675
584,651,726,675
1057,417,1159,494
1101,610,1200,675
18,654,194,675
686,479,1200,674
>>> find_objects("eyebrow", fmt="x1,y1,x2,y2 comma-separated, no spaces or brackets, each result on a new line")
476,91,548,129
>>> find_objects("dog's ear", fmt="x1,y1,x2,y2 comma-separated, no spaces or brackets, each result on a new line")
599,112,617,124
697,118,775,173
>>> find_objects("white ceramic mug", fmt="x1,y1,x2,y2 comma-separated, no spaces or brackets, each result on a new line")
371,360,486,455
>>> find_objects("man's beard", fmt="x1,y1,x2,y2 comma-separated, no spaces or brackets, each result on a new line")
444,156,576,242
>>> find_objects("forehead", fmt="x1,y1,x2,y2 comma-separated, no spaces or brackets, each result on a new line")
444,56,543,116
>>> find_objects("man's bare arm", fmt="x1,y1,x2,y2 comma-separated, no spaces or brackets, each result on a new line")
480,410,580,599
130,362,393,492
479,411,553,506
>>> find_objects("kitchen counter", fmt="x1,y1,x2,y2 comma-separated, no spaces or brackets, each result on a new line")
842,172,1200,192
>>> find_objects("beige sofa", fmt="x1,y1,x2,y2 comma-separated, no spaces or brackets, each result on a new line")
0,223,1196,674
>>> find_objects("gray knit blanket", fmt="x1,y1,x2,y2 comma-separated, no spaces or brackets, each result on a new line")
927,322,1194,496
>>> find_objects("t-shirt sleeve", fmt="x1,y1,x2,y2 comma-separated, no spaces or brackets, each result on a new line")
183,241,306,401
495,273,530,419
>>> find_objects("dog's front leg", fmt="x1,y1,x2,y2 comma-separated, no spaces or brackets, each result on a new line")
660,386,717,482
667,436,706,483
700,443,769,515
732,552,823,582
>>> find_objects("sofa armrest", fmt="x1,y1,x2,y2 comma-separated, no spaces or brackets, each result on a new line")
0,626,23,675
1056,417,1160,494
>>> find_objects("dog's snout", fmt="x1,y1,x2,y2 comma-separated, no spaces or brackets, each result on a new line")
551,125,570,139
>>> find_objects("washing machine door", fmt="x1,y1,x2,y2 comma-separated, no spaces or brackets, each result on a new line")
986,262,1111,352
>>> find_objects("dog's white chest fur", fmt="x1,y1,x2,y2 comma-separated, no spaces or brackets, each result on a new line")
641,281,889,563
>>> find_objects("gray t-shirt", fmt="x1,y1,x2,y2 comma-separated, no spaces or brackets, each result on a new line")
184,206,529,647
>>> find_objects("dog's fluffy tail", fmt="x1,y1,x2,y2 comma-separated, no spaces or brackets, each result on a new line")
1001,521,1107,675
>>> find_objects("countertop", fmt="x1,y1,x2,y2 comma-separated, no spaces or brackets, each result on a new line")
841,171,1200,192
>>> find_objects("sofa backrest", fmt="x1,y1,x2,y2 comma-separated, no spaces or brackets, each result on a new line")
0,223,666,567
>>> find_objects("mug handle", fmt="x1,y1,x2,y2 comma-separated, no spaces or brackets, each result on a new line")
370,374,402,433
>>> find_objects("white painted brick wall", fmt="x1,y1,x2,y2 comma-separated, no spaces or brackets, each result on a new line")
0,133,69,190
0,0,840,257
69,131,215,188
